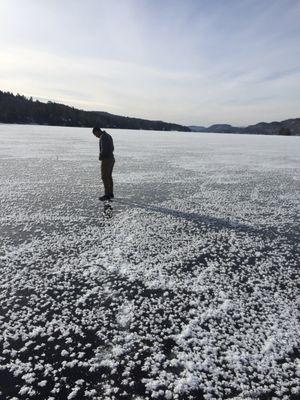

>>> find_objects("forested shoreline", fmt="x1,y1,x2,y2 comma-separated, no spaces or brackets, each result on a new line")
0,91,190,132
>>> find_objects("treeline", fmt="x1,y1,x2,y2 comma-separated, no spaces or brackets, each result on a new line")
189,120,300,136
0,90,190,132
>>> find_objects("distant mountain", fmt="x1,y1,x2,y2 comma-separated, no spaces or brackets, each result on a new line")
245,119,300,136
189,119,300,136
207,124,241,133
189,124,242,133
189,125,207,132
0,90,190,132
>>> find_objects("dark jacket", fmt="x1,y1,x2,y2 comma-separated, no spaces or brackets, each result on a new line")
99,131,114,160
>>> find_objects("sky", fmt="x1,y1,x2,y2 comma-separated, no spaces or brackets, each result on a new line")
0,0,299,126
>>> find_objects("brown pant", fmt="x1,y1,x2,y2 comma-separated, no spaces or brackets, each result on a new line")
101,158,115,195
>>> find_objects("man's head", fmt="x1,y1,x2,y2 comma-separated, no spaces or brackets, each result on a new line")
92,126,103,138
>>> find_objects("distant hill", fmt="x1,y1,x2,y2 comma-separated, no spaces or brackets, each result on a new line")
189,124,242,133
189,125,207,132
189,119,300,136
0,90,190,132
245,119,300,136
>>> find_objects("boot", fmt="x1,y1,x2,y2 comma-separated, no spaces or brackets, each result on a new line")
99,194,111,201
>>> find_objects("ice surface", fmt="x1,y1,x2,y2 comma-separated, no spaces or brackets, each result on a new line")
0,125,299,399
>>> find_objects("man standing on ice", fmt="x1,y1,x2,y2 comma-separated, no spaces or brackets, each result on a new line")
92,127,115,201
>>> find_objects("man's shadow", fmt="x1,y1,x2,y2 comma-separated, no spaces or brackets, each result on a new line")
115,198,277,238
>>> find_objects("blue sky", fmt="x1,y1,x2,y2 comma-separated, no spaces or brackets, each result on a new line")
0,0,299,125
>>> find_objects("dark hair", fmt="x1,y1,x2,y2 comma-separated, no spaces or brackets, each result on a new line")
93,126,101,133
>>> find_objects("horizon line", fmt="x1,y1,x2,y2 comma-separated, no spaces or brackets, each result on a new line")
1,88,298,128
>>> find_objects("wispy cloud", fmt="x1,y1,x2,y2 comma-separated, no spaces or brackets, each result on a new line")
0,0,299,125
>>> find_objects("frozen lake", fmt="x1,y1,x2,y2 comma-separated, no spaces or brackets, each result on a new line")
0,125,299,400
